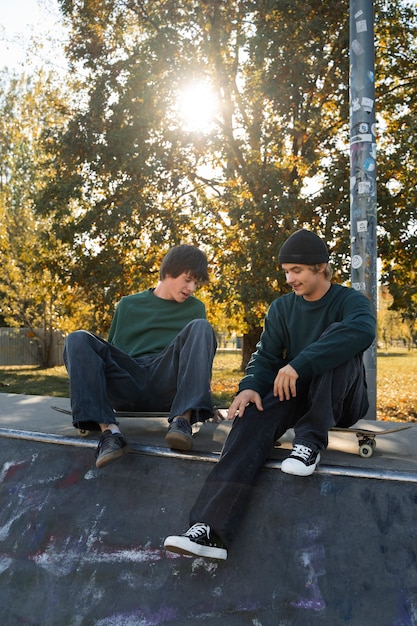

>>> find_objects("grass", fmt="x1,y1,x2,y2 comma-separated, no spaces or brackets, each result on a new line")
0,349,416,422
376,351,417,422
0,365,70,397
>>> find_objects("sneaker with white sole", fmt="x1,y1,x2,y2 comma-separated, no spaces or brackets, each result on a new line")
164,523,227,560
281,443,320,476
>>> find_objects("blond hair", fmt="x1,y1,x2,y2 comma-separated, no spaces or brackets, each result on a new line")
311,263,333,280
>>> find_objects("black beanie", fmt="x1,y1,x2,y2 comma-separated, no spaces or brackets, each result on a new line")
278,229,329,265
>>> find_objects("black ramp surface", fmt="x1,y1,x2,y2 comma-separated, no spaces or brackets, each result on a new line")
1,437,417,625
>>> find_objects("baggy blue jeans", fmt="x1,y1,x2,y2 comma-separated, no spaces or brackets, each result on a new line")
190,350,369,547
63,319,217,430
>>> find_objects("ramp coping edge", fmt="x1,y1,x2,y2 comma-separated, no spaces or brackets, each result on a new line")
0,427,416,484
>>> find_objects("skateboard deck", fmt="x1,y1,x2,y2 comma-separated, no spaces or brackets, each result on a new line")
330,424,412,457
51,406,226,436
52,406,410,459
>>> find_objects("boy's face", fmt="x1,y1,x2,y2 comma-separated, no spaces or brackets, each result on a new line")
281,263,328,301
158,272,200,302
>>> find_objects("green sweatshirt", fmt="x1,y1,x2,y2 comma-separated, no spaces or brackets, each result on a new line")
239,283,375,396
108,289,206,358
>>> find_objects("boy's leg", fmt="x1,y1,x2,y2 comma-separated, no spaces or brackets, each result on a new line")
63,330,148,429
63,330,147,468
292,353,368,452
165,319,217,422
165,390,303,553
281,353,368,476
143,319,217,450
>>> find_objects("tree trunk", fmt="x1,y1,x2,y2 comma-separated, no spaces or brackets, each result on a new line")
240,326,262,371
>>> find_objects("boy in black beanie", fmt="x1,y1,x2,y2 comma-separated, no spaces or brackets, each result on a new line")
164,229,375,560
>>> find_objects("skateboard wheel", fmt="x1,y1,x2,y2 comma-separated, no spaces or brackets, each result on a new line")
78,428,90,437
359,443,373,458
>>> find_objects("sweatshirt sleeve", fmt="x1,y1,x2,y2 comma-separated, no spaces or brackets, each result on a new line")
238,304,288,396
289,290,375,380
238,287,375,395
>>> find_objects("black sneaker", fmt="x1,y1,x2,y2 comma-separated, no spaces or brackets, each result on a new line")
164,523,227,560
165,417,193,451
95,430,130,468
281,443,320,476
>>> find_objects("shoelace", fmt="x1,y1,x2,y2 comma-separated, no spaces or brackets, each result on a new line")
291,444,313,461
185,523,210,539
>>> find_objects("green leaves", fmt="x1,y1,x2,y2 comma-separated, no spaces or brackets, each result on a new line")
0,0,415,357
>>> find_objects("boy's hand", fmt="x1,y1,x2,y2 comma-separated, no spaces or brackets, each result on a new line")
273,364,299,401
227,389,263,420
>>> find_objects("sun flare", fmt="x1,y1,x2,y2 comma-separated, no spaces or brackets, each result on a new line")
177,82,218,132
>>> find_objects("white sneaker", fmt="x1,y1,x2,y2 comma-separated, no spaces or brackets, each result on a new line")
164,523,227,560
281,444,320,476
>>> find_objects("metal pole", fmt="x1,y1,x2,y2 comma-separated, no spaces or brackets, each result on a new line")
349,0,377,419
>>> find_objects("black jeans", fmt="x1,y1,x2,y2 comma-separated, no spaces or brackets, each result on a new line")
190,351,369,547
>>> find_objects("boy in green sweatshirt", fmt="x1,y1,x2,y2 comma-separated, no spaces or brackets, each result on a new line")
164,229,376,560
63,245,217,468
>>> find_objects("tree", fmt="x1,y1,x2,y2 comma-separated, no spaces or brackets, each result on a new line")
376,1,417,339
0,71,93,365
44,1,349,352
36,0,417,364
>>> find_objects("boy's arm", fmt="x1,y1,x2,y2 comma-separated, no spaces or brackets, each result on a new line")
290,291,375,380
238,303,287,397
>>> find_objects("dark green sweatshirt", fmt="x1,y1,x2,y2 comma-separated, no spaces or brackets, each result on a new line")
108,289,206,358
239,283,375,396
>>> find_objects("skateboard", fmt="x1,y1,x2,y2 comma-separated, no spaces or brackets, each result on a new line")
51,406,226,437
330,424,412,457
52,406,171,436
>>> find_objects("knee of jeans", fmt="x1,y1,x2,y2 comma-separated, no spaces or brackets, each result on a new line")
186,319,215,336
187,318,209,328
64,329,91,352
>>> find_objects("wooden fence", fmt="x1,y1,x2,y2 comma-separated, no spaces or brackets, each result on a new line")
0,328,65,367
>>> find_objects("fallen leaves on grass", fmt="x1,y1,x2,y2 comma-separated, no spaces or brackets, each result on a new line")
212,351,417,423
377,354,417,422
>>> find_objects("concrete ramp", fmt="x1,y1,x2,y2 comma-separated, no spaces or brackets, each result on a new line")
1,430,417,626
